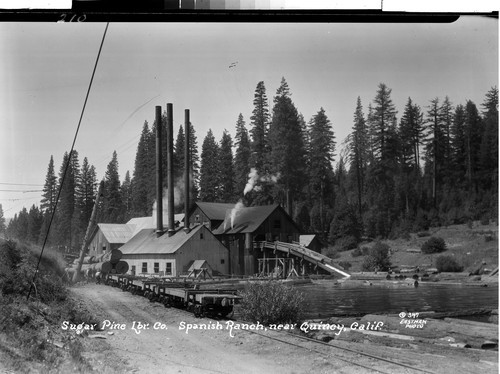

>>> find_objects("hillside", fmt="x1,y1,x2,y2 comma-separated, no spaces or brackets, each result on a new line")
331,221,499,275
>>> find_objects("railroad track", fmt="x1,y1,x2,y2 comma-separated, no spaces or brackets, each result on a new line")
105,278,439,374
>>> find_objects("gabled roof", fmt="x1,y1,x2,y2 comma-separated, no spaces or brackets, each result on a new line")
120,224,206,255
97,223,134,244
213,204,285,235
300,235,316,247
194,202,236,221
126,214,185,237
188,260,212,271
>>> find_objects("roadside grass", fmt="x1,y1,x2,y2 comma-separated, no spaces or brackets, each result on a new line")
0,238,102,373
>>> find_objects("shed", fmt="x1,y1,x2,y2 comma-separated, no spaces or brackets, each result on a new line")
119,224,228,277
187,202,235,231
213,204,301,276
87,223,134,257
299,234,325,253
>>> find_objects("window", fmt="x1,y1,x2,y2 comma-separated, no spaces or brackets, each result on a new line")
200,232,204,240
131,265,136,275
221,259,225,264
195,214,200,222
273,219,281,229
142,262,148,273
154,262,159,273
165,262,173,276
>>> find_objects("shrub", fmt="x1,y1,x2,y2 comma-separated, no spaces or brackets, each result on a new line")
351,246,370,258
335,236,359,251
239,281,304,325
436,255,463,272
361,242,392,271
324,248,340,259
338,261,352,271
421,237,447,254
417,231,431,238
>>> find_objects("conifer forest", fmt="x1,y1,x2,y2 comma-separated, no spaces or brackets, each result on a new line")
3,80,498,253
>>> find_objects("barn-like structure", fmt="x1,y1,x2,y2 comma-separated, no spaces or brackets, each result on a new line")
212,204,301,276
119,224,228,277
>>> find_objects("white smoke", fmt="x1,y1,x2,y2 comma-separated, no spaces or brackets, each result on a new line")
230,199,245,230
152,185,184,225
243,168,280,196
243,168,259,195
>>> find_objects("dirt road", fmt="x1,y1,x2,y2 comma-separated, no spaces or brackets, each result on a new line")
70,283,497,374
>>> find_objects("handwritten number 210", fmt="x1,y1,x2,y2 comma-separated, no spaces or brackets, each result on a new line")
58,14,86,22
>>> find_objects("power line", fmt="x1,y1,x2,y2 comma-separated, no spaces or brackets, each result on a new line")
27,22,110,300
0,182,44,186
0,189,43,193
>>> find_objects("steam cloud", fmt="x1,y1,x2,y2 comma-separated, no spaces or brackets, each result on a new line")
243,168,280,196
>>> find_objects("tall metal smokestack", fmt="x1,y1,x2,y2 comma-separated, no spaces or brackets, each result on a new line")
167,103,175,237
155,105,163,237
184,109,190,233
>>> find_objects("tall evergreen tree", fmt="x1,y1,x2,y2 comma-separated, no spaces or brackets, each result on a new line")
479,87,498,190
121,170,132,221
199,129,220,202
27,205,43,244
249,81,270,172
55,151,78,249
349,97,369,216
218,130,235,202
0,203,5,234
101,150,124,223
464,100,483,192
40,155,58,214
174,124,185,182
188,123,200,202
268,77,307,215
308,107,335,233
131,121,154,217
233,113,251,198
77,157,97,226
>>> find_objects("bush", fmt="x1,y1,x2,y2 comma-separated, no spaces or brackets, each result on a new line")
338,261,352,271
239,281,304,325
362,242,392,272
421,237,447,254
324,248,340,259
436,255,463,272
335,236,359,251
351,246,370,258
417,231,431,238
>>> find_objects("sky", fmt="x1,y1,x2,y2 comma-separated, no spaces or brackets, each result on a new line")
0,16,498,218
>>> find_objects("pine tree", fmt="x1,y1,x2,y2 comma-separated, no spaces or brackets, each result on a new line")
268,77,307,214
174,124,185,182
40,155,58,214
199,129,220,202
479,87,498,190
131,121,154,217
55,151,77,249
218,130,235,202
464,100,483,192
233,113,251,198
370,83,398,165
308,107,335,233
101,151,124,223
27,205,43,244
250,81,270,172
121,171,132,221
349,97,369,216
0,203,6,234
77,157,97,226
189,123,200,202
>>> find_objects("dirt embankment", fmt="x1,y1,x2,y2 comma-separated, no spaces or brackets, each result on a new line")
65,283,498,374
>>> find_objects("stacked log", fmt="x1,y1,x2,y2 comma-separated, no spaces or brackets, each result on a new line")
64,249,129,278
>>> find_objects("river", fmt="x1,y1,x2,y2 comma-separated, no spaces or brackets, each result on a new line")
295,281,499,319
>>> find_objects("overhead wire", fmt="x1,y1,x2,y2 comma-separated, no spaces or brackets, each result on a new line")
27,22,110,300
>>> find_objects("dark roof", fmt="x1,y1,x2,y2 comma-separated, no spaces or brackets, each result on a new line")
120,225,205,255
194,202,236,221
213,204,283,235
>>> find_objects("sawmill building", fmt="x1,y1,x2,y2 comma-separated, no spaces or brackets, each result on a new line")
213,204,301,276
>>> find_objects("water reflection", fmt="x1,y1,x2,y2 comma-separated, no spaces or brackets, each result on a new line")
296,281,499,318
